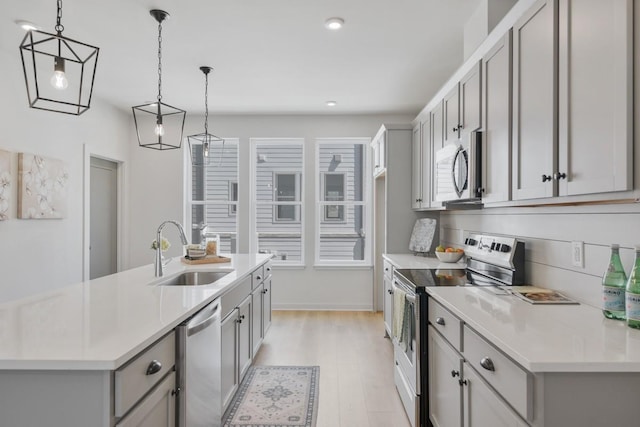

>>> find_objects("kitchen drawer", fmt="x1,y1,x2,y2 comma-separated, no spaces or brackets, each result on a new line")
463,325,532,421
428,298,462,351
222,275,252,318
251,265,264,290
114,331,175,418
383,259,393,280
394,360,417,427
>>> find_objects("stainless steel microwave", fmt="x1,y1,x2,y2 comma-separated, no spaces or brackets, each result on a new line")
434,131,482,203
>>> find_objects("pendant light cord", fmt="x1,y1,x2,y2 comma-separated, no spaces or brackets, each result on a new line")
55,0,64,34
204,72,209,135
157,20,163,102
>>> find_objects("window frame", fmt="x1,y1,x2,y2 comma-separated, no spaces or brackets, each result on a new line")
250,138,305,266
321,172,347,223
315,137,371,267
184,138,240,254
272,171,302,223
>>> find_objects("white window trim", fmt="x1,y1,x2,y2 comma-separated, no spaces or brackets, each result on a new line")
250,138,305,266
184,138,240,253
228,181,238,216
314,137,372,267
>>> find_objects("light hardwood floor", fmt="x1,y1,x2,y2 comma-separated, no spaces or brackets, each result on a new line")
253,311,412,427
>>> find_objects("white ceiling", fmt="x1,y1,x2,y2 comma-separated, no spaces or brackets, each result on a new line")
7,0,483,115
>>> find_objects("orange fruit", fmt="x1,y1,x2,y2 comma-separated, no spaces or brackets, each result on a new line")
445,247,455,253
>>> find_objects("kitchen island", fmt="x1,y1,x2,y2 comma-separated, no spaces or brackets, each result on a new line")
0,253,272,426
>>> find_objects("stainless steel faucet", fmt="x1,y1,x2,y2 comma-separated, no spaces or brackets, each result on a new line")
155,220,189,277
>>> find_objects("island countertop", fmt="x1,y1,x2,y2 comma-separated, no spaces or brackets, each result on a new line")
0,254,271,371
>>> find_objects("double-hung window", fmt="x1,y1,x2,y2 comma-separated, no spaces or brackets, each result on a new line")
251,139,304,264
187,139,239,253
316,138,370,265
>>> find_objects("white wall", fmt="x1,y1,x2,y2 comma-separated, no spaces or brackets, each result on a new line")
0,23,132,303
128,113,413,310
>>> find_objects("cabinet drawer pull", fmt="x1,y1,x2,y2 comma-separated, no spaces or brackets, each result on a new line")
435,317,445,326
145,360,162,375
480,357,495,372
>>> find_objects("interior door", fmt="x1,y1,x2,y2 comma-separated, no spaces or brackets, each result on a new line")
90,157,118,279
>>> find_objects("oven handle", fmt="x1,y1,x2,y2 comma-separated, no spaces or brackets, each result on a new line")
392,279,417,303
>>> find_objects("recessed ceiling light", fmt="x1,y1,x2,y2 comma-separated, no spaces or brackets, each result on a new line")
15,20,38,31
326,100,337,107
325,17,344,31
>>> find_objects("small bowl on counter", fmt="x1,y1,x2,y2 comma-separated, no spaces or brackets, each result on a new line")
435,250,465,263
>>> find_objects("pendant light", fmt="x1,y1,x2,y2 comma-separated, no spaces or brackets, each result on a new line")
132,10,186,151
188,66,224,166
19,0,99,115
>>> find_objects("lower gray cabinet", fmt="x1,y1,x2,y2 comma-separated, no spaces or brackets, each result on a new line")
238,295,253,381
115,371,176,427
262,277,272,335
221,309,239,412
428,326,462,427
251,282,265,356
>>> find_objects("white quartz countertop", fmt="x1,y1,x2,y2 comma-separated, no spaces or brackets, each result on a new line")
0,254,271,371
383,253,466,270
427,286,640,373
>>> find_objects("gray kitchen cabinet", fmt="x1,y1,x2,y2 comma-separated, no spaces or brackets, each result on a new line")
428,326,463,427
251,261,272,357
443,62,482,145
116,371,176,427
262,276,272,334
220,308,238,412
430,105,444,209
462,362,528,427
557,0,632,197
237,295,253,381
382,259,393,336
428,299,530,427
481,31,512,204
412,120,433,210
512,0,557,201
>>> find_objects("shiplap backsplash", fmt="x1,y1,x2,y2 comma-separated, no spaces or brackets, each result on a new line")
440,203,640,308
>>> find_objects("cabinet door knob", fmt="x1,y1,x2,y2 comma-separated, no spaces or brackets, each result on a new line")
451,370,460,378
554,172,567,180
263,288,269,294
459,379,468,386
541,174,553,182
480,357,495,371
387,289,394,295
145,360,162,375
435,317,445,326
171,387,181,397
452,127,458,132
256,275,262,281
266,267,271,272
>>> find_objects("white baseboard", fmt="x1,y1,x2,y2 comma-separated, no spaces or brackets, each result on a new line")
273,302,374,311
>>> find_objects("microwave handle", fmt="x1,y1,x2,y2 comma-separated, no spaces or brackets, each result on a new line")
469,131,482,196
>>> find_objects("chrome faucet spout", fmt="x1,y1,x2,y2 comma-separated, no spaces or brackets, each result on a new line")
155,220,189,277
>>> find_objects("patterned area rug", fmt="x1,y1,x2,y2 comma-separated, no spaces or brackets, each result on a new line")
222,365,320,427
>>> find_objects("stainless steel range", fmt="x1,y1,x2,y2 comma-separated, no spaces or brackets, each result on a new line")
391,234,525,427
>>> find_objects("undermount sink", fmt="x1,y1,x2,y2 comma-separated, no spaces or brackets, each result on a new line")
158,271,232,286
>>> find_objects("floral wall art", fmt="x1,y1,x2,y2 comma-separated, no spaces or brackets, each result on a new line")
0,150,10,221
18,153,69,219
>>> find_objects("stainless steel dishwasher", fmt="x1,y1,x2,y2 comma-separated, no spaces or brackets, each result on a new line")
177,299,222,427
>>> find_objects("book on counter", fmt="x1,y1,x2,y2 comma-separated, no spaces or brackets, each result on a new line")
508,286,579,305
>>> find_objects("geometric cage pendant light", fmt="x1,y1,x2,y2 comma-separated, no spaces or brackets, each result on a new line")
187,66,224,166
19,0,100,115
132,9,186,150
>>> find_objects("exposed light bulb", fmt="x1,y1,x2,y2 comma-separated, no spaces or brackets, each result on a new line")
50,57,68,90
154,123,165,136
203,141,210,158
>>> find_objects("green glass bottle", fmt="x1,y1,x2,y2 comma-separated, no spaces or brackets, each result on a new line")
625,245,640,329
602,244,627,320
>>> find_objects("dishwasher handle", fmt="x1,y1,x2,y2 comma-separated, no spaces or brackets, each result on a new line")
187,301,220,336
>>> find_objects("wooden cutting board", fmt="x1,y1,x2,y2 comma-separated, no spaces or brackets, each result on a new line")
180,255,231,265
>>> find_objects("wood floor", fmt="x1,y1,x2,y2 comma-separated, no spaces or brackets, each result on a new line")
253,311,412,427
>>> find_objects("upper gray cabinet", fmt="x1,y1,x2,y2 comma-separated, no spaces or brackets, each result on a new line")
513,0,633,202
512,0,557,201
481,31,512,204
557,0,633,196
444,62,482,144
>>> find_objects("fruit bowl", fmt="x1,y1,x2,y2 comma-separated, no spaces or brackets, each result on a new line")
435,250,464,263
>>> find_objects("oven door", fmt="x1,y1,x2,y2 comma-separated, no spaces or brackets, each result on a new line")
392,278,420,394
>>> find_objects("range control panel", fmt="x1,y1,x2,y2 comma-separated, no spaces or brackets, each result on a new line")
463,234,524,270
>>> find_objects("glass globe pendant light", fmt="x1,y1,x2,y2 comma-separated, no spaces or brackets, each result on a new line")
19,0,99,115
132,10,186,150
188,66,224,166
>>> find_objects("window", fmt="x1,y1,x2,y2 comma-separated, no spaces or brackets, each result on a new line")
316,139,370,265
187,139,239,253
251,139,304,264
322,172,346,222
